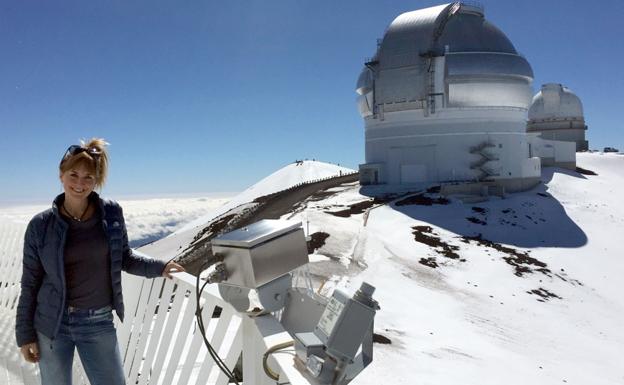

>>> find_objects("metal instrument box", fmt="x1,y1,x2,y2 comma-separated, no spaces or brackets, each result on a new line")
211,219,309,289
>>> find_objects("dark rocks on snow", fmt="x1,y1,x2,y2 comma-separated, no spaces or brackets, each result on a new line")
326,199,375,217
307,232,330,254
419,257,439,268
461,234,551,277
373,333,392,344
527,287,562,301
466,216,487,225
471,207,487,214
307,190,338,202
395,194,450,207
193,213,237,242
412,226,460,259
575,166,597,175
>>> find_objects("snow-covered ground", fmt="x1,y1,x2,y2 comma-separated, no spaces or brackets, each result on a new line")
300,153,624,385
2,154,622,384
270,153,623,385
139,153,623,385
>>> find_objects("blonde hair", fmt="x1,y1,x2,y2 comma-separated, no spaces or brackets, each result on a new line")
59,138,109,189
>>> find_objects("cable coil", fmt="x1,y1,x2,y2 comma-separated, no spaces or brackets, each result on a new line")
262,341,295,381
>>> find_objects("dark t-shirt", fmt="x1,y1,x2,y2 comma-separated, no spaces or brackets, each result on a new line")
63,210,113,309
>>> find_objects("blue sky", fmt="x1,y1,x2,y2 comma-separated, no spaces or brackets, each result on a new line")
1,0,622,203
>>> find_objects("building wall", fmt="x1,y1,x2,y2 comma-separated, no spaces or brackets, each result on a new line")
535,129,588,151
527,119,585,131
363,108,541,185
527,134,577,169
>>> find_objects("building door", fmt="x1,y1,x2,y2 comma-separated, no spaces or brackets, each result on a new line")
389,145,437,184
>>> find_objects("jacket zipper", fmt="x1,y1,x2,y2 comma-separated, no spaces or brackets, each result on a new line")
52,220,68,340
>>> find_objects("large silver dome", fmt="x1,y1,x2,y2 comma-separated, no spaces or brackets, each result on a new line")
355,2,574,191
377,3,517,67
356,2,533,117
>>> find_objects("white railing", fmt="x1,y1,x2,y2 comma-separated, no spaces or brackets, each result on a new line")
0,219,39,385
0,220,26,314
118,272,312,385
0,219,311,385
116,272,243,385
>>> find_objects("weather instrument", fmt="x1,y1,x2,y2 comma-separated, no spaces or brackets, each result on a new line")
203,219,379,384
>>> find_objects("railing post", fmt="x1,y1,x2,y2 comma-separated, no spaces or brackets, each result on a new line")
242,315,281,385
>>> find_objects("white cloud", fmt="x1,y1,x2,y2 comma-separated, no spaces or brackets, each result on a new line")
0,196,231,247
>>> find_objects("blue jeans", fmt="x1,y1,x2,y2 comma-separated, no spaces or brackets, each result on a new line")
37,306,125,385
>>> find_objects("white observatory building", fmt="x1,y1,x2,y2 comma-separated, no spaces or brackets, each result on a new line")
356,2,545,192
528,83,588,151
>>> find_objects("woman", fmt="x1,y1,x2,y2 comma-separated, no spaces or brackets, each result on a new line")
15,138,184,385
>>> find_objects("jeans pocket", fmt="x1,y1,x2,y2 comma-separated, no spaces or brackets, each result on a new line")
87,310,115,331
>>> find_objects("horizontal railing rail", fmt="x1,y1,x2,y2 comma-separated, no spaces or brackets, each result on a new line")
0,218,310,385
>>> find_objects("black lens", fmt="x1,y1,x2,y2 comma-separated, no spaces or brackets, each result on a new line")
60,145,102,167
66,145,82,156
60,145,87,165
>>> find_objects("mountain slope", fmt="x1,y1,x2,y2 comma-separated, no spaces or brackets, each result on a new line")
139,160,354,260
145,153,623,385
175,160,354,234
298,153,624,385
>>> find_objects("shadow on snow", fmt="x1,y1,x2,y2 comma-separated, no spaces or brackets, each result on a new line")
361,168,588,249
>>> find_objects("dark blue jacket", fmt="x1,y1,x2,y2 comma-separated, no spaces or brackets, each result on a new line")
15,192,166,347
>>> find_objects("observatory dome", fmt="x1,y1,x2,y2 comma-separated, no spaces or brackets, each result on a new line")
356,2,534,118
356,2,561,191
378,3,517,60
527,83,587,151
529,83,584,121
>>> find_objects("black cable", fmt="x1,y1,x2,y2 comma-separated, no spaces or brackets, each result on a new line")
196,262,237,380
195,262,241,385
196,272,238,383
196,269,239,384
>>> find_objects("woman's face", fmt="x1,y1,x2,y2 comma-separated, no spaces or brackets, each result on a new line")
60,163,96,201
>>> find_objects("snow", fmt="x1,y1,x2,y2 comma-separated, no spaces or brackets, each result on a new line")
299,153,624,385
2,153,623,385
220,152,622,385
175,160,354,235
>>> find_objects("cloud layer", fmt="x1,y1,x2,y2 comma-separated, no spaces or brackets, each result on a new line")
0,196,231,247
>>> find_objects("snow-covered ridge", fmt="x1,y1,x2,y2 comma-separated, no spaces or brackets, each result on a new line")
155,152,623,385
174,160,355,234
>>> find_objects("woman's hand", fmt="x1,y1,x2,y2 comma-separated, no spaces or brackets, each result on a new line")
162,261,185,279
20,342,39,363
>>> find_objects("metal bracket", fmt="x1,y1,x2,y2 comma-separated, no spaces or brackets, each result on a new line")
218,284,250,312
257,274,292,312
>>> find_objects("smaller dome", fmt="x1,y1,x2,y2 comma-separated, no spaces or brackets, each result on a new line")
529,83,584,122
